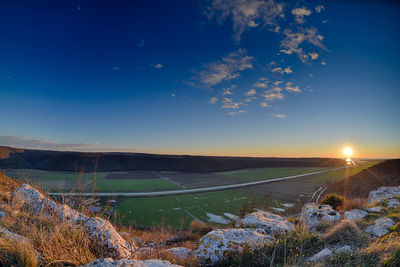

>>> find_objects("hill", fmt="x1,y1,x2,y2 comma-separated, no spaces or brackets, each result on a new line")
327,159,400,198
0,146,344,173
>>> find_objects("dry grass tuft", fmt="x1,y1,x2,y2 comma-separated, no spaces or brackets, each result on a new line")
0,237,38,267
340,197,367,212
324,219,365,246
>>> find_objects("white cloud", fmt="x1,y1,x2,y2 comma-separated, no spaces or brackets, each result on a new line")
221,97,240,109
260,102,269,107
274,113,287,119
271,67,282,73
171,93,176,97
315,5,324,13
322,19,329,24
253,81,268,88
199,49,254,85
308,52,319,60
209,96,218,104
284,66,292,74
245,88,257,96
223,85,236,95
321,61,327,65
205,0,284,41
263,85,284,101
228,110,246,115
153,63,163,69
244,97,254,103
291,7,311,24
285,82,301,93
280,27,327,63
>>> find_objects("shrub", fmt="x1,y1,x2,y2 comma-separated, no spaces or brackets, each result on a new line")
190,221,213,236
321,193,344,210
324,219,366,247
0,238,37,267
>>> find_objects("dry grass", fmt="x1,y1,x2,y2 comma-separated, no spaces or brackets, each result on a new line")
324,219,365,246
0,237,38,267
339,197,367,212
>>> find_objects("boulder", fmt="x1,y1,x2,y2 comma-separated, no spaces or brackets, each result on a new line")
13,184,134,259
300,203,341,230
0,225,29,243
165,247,192,259
336,245,351,254
365,217,395,237
235,210,294,235
368,186,400,205
308,248,333,262
343,209,368,221
0,210,5,218
83,258,181,267
387,198,400,209
365,206,383,213
196,228,273,265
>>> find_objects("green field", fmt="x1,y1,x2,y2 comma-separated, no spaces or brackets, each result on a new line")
114,190,273,228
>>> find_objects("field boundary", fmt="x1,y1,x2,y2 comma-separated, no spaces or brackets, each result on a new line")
48,167,344,198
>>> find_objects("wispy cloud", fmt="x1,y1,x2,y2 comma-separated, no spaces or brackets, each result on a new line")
221,97,241,109
274,113,287,119
263,84,285,101
308,52,319,60
315,5,324,13
228,110,246,115
199,49,254,85
285,82,301,93
245,88,257,96
270,66,293,74
209,96,218,104
280,27,327,62
153,63,163,69
204,0,284,41
260,102,269,107
291,7,311,24
253,81,268,88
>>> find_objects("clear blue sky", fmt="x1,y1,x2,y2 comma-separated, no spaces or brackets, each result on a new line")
0,0,399,158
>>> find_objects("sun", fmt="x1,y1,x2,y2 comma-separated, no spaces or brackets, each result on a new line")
343,146,353,157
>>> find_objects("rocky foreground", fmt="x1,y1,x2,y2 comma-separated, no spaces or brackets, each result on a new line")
0,178,399,266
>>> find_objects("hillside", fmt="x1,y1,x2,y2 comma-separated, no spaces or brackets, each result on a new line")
0,146,344,173
327,159,400,198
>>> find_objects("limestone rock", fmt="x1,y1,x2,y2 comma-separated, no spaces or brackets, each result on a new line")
365,217,395,237
343,209,368,221
83,258,181,267
368,186,400,205
300,203,341,230
13,184,134,259
336,245,351,254
165,247,192,259
0,226,29,243
308,248,333,262
387,198,400,209
0,211,5,218
235,210,294,235
196,228,273,265
365,206,383,213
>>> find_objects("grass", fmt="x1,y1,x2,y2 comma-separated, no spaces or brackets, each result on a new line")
114,190,266,229
96,179,181,192
214,167,329,181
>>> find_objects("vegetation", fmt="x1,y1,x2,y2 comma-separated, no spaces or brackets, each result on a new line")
321,193,344,210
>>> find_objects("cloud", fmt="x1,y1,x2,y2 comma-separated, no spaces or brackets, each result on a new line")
204,0,284,41
221,97,240,109
308,52,319,60
315,5,324,13
153,63,163,69
271,67,282,73
199,49,254,85
285,82,301,93
274,113,287,119
223,85,236,95
283,66,292,74
260,102,269,107
322,19,329,24
228,110,246,115
113,66,119,71
291,7,311,24
263,85,284,101
245,88,257,96
280,27,327,62
209,96,218,104
253,81,268,88
321,60,327,65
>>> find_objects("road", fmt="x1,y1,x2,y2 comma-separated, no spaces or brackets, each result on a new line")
48,167,343,198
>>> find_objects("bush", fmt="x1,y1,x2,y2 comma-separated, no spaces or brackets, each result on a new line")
321,193,344,210
324,219,366,247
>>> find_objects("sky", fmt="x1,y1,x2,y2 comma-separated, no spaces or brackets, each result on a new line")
0,0,399,158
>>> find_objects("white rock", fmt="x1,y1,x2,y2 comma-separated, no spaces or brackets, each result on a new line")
196,228,273,265
365,206,383,213
387,198,400,209
83,258,181,267
300,203,341,230
308,248,333,262
0,226,29,243
365,217,395,237
336,245,352,254
165,247,192,259
13,184,134,259
343,209,368,221
0,211,5,217
235,210,294,235
368,186,400,205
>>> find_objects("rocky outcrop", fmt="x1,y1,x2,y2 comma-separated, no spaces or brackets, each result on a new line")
365,206,383,213
165,247,193,260
308,248,333,262
196,228,273,265
368,186,400,205
300,203,341,230
235,210,294,235
343,209,368,221
387,198,400,209
83,258,181,267
13,184,134,259
365,217,395,237
0,225,29,243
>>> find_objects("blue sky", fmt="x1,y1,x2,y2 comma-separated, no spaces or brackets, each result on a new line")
0,0,399,158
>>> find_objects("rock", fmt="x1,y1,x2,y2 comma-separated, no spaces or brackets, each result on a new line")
387,198,400,209
235,210,294,235
368,186,400,205
165,247,192,259
300,203,341,230
343,209,368,221
0,226,29,243
365,217,395,237
13,184,134,259
83,258,181,267
196,228,273,265
365,206,383,213
0,211,5,218
336,245,352,254
308,248,333,262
